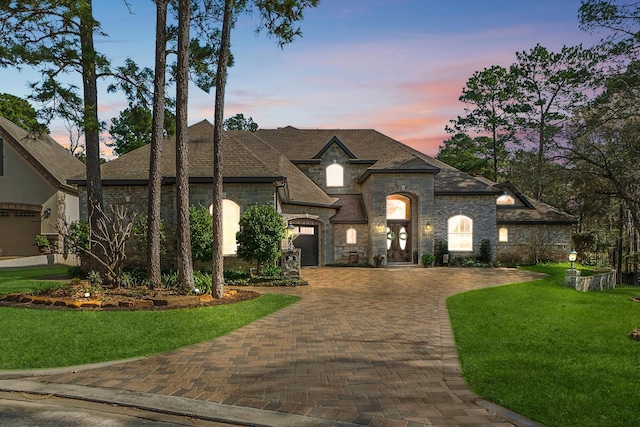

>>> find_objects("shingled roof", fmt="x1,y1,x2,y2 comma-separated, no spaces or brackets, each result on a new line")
254,127,497,195
492,181,577,225
0,116,85,192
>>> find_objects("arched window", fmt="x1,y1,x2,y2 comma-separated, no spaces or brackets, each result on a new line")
497,194,515,205
346,227,357,244
386,195,410,219
209,200,241,255
499,227,509,242
326,164,344,187
448,215,473,252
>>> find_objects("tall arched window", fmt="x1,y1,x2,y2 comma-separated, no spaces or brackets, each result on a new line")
210,200,241,255
499,227,509,242
346,227,357,244
386,195,410,219
326,163,344,187
448,215,473,251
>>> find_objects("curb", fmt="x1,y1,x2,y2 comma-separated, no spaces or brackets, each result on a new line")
476,399,544,427
0,379,362,427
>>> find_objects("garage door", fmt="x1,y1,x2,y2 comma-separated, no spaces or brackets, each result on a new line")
292,225,319,266
0,210,41,256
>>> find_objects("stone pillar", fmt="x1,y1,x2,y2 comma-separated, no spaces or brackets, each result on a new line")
281,248,301,279
564,269,581,289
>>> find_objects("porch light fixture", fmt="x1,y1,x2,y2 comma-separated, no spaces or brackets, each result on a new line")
568,250,578,271
376,222,385,233
43,207,51,218
286,222,295,237
424,222,432,233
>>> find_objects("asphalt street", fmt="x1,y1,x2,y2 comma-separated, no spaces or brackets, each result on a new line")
0,392,240,427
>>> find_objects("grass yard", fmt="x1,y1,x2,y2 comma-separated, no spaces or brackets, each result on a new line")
447,264,640,427
0,266,299,370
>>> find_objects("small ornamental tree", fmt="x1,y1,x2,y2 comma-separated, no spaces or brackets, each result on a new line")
236,204,286,274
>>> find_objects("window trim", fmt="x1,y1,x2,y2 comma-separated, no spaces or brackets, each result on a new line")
326,163,344,187
448,215,473,252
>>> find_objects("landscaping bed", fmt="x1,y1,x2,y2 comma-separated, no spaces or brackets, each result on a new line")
0,282,260,310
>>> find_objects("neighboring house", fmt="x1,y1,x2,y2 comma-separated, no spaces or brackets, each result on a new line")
0,116,85,257
69,120,574,267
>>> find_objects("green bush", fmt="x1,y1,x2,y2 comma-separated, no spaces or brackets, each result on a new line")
193,270,212,294
236,204,286,274
35,234,49,247
189,205,213,262
478,238,492,264
421,253,435,267
131,215,166,254
435,240,449,266
67,220,90,254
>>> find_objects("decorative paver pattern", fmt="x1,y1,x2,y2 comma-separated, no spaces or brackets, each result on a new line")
34,266,544,426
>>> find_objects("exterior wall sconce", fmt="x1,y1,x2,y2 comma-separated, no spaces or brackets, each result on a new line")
568,250,578,271
43,207,51,218
376,222,385,233
424,222,432,233
286,222,295,237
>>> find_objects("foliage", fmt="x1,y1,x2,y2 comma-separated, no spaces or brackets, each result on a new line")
107,104,176,156
434,240,449,266
58,205,138,287
223,113,258,131
445,65,517,181
86,270,103,286
436,133,496,180
260,264,282,277
0,93,47,133
189,205,213,262
421,253,435,267
0,292,299,369
193,270,212,294
131,215,166,255
236,204,287,274
477,239,493,264
448,264,640,427
579,0,640,57
66,220,90,255
527,228,550,264
223,269,250,286
35,234,49,247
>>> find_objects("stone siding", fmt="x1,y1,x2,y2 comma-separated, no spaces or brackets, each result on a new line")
333,223,369,264
496,223,572,263
296,143,370,194
432,194,496,259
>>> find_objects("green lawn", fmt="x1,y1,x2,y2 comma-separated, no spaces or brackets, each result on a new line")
0,266,299,370
447,264,640,427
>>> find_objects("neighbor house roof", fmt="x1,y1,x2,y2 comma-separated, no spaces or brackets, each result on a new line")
0,116,85,193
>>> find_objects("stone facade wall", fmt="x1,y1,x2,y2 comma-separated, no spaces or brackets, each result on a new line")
80,182,276,269
333,223,369,264
496,223,572,263
295,144,370,195
282,205,336,265
432,194,497,259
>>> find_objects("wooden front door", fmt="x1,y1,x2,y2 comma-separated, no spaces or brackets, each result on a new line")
386,220,411,263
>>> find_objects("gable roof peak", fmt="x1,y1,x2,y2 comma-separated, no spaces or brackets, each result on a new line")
312,135,357,160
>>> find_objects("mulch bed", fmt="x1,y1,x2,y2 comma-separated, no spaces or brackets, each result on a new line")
0,283,261,311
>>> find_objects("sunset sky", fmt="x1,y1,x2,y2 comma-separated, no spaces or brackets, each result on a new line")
4,0,602,158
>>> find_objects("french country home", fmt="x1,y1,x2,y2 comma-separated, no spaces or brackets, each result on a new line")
66,119,576,267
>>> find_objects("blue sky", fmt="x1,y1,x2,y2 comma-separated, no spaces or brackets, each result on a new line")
3,0,601,157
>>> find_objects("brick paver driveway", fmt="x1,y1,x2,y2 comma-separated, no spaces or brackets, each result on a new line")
34,266,543,426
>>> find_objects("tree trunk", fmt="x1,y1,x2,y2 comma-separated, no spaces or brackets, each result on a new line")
147,0,169,286
176,0,194,292
79,0,104,269
211,0,234,299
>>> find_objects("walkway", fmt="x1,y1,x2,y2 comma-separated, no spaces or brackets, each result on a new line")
7,266,544,426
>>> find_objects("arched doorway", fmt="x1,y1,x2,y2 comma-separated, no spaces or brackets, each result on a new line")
386,195,412,263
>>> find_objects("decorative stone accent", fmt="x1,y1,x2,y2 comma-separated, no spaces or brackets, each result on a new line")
281,248,301,279
564,270,581,289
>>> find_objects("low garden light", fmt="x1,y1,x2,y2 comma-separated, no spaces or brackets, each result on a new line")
568,250,578,271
